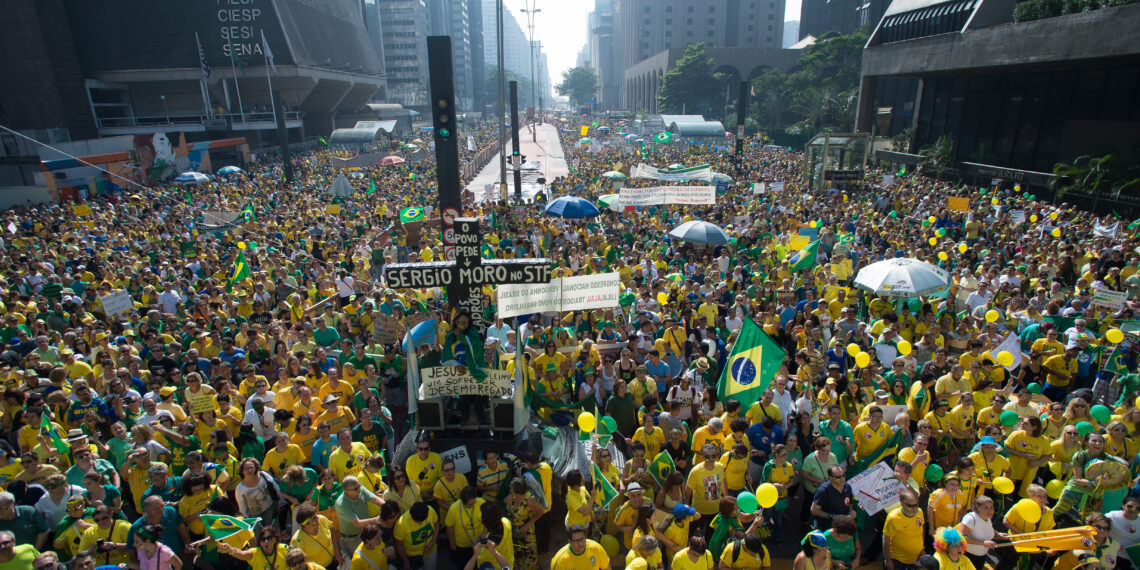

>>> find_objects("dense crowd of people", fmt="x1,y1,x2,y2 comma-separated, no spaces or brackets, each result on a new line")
0,112,1138,570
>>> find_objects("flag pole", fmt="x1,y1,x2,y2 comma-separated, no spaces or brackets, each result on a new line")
261,29,278,126
229,49,245,122
195,33,212,118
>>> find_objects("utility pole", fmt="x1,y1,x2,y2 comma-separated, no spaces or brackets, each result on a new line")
520,2,540,142
509,81,523,203
496,0,507,199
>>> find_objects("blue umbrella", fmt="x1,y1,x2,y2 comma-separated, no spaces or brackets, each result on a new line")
216,165,243,175
402,319,437,351
544,196,601,219
174,171,209,184
668,221,730,245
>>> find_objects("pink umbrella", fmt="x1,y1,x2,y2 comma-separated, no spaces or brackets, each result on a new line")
380,156,406,167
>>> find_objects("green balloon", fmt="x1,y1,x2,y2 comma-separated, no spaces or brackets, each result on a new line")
979,188,986,195
936,228,947,237
922,220,931,228
908,298,923,312
925,464,944,483
1000,410,1019,427
890,211,898,219
1027,382,1043,394
737,492,759,514
1076,421,1095,437
602,416,618,434
1090,405,1111,424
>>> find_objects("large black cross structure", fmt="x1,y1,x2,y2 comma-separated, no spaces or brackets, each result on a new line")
384,219,550,336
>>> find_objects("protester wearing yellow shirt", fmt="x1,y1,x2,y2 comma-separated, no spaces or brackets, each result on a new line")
263,433,306,478
692,419,728,456
969,437,1010,492
687,445,728,519
1043,347,1079,399
719,535,771,568
927,475,967,531
551,524,610,570
673,543,716,570
394,502,439,564
177,474,219,535
720,444,752,493
631,415,666,459
406,437,443,493
290,505,339,568
852,407,894,463
884,490,926,565
349,524,391,570
1004,417,1051,496
746,393,782,427
564,470,593,528
444,488,485,555
432,460,467,512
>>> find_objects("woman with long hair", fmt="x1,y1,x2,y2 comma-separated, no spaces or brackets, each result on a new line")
504,478,540,570
956,495,997,569
1055,431,1119,522
1004,416,1050,497
216,526,289,569
654,471,689,512
132,523,183,569
234,457,279,525
1063,397,1099,428
792,530,832,570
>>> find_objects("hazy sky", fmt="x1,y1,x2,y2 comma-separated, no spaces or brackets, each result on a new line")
505,0,803,88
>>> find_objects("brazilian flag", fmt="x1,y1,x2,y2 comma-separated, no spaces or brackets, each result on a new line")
592,463,618,508
787,239,820,272
227,252,251,292
240,204,256,222
717,318,785,405
200,514,259,548
648,450,676,486
400,207,424,223
653,131,673,143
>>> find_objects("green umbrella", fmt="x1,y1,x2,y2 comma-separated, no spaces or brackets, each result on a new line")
597,194,621,212
711,173,733,183
401,143,419,150
665,273,683,283
601,171,627,180
578,137,593,145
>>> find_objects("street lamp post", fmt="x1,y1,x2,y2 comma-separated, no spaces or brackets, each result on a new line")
497,0,507,198
520,3,541,142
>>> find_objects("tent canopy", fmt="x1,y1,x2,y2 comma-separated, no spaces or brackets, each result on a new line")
328,120,398,147
326,173,353,198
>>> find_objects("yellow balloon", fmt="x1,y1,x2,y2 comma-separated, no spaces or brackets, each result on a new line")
846,343,861,357
1050,212,1059,220
985,309,1000,323
756,483,779,508
577,412,596,433
993,476,1015,495
810,221,818,228
958,243,968,253
1017,498,1042,523
897,340,912,356
928,216,937,224
855,352,871,368
1030,215,1038,222
997,351,1014,367
599,535,619,557
991,198,999,205
938,252,948,261
928,237,937,246
657,292,668,305
237,242,247,249
1051,228,1061,238
1107,328,1125,344
1135,395,1140,410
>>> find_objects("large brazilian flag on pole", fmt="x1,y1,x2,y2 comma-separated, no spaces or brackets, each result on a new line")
716,318,786,405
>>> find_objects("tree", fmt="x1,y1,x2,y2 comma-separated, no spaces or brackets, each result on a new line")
891,127,915,153
918,135,955,180
556,67,599,109
657,43,724,115
1052,154,1140,199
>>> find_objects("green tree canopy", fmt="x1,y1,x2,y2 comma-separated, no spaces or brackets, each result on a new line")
556,67,600,108
485,66,536,109
657,43,725,116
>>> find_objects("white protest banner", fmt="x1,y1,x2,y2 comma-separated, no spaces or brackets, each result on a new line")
632,163,714,182
101,290,133,318
1093,288,1127,311
373,314,402,345
876,405,908,424
441,445,473,474
770,181,785,192
1010,210,1026,224
751,182,766,194
989,333,1024,372
618,185,716,207
498,272,621,318
882,175,896,188
559,273,621,312
1095,221,1120,238
734,215,750,227
849,461,908,515
420,367,512,398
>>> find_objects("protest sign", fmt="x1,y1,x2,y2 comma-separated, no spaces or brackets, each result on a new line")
948,197,970,212
374,314,402,345
770,182,785,192
631,164,714,182
1093,288,1127,310
420,366,512,398
989,333,1024,372
100,290,133,318
849,461,908,514
752,182,766,194
441,445,473,474
1009,210,1026,224
187,393,217,414
498,272,621,318
618,186,716,206
326,204,341,214
73,204,92,217
883,175,896,187
735,215,750,227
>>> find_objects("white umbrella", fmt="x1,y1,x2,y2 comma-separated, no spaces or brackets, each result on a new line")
854,258,951,298
668,221,730,245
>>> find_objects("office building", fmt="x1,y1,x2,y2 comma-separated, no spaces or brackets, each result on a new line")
799,0,889,40
379,0,432,108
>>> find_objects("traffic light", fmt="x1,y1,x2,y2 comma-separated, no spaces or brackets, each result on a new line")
434,96,453,139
